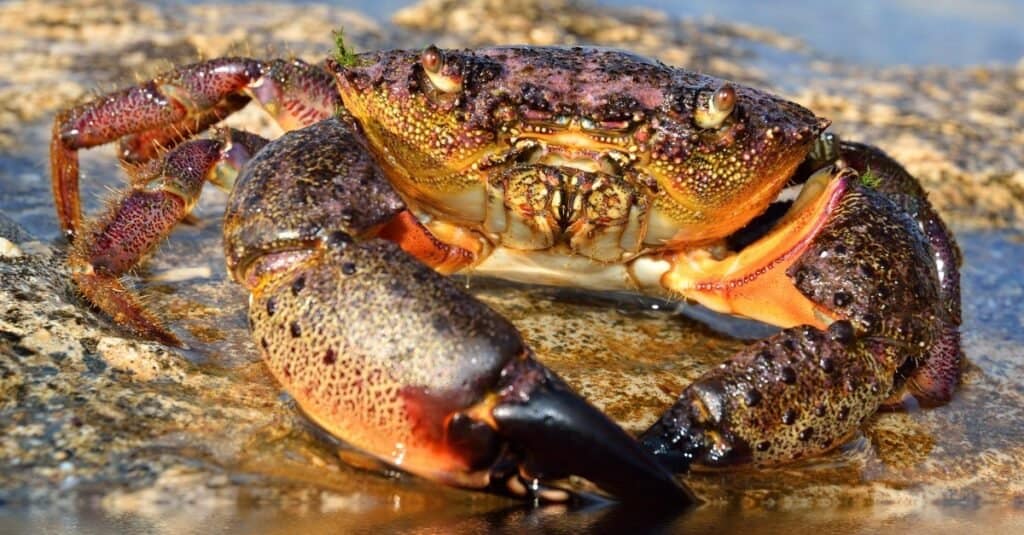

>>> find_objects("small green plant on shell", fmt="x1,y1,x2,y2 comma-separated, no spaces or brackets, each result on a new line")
859,167,882,189
333,29,359,68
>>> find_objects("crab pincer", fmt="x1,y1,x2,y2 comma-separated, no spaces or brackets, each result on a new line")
224,118,695,506
639,147,962,470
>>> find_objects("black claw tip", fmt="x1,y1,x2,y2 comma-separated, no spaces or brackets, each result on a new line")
638,420,704,474
492,362,697,508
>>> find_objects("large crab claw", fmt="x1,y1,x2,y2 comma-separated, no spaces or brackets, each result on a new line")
637,140,962,471
224,118,695,506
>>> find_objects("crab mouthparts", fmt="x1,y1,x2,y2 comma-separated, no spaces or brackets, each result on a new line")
506,138,633,177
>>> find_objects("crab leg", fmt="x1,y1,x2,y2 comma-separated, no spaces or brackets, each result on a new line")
225,118,695,506
51,57,340,237
70,130,267,345
641,163,961,470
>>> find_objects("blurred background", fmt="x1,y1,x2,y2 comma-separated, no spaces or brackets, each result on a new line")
179,0,1024,65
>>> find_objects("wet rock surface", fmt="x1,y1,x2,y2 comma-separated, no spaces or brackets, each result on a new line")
1,0,1023,532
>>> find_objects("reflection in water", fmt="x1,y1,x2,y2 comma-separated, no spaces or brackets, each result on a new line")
4,497,1024,534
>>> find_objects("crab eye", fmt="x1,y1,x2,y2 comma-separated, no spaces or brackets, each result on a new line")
695,83,736,129
420,45,462,93
421,45,443,73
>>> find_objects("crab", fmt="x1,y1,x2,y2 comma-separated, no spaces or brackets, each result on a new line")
49,43,961,508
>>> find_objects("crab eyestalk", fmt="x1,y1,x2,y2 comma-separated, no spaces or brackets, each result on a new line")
420,45,463,93
694,83,736,129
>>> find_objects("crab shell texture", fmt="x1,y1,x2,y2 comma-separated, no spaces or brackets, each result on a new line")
331,46,829,253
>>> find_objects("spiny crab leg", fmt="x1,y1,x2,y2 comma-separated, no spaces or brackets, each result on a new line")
640,147,961,470
69,129,267,346
224,118,696,505
50,57,340,238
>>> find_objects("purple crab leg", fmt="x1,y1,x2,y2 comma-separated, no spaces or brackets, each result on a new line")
69,130,266,345
50,57,340,238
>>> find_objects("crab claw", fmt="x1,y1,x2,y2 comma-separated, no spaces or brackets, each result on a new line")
224,118,695,508
243,236,693,507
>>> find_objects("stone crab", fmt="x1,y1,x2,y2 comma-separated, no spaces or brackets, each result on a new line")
49,43,962,508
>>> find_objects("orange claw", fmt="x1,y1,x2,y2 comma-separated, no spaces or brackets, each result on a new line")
248,236,694,506
662,168,848,330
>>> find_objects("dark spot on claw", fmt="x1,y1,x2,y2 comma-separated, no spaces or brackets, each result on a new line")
744,388,762,407
260,337,268,350
828,320,856,345
290,321,301,337
799,427,814,441
838,406,850,421
860,263,876,278
815,404,827,417
782,409,797,425
834,244,847,255
780,366,797,384
862,313,879,330
327,230,353,248
342,262,357,275
832,291,852,307
758,350,774,362
756,441,771,452
266,297,277,316
323,348,336,365
819,357,835,373
291,275,306,295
